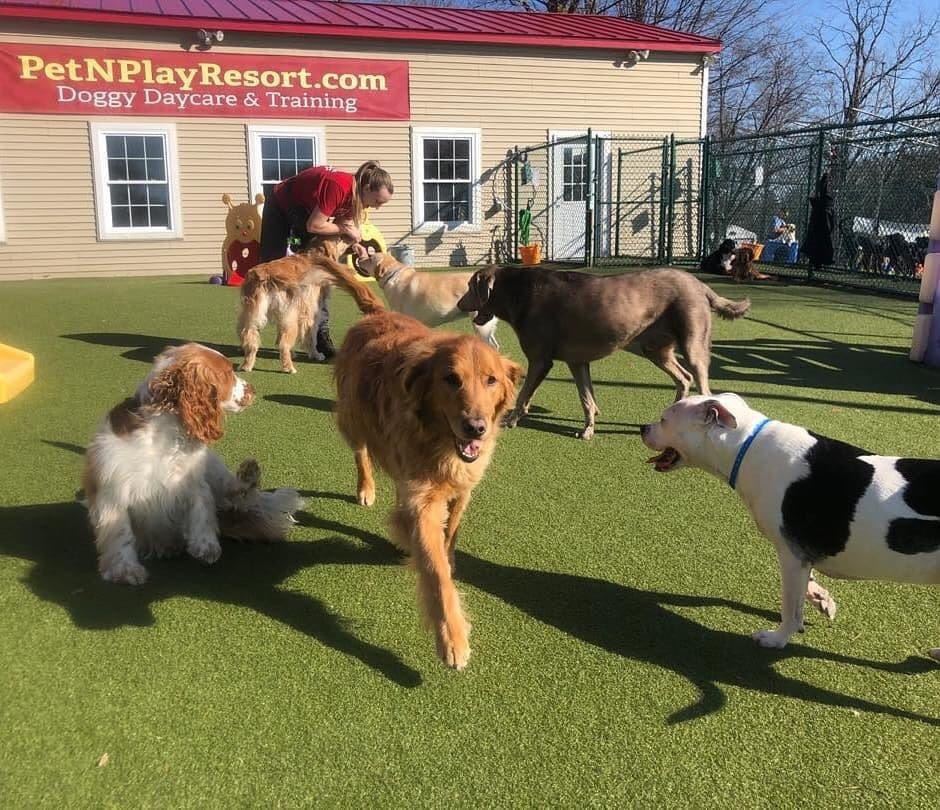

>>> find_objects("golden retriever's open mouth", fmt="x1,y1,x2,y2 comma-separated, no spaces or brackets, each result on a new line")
646,447,681,472
455,437,483,463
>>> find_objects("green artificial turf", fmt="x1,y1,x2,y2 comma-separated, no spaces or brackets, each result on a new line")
0,272,938,807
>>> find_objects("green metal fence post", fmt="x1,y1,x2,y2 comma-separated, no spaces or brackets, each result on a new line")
808,128,826,282
513,145,520,263
657,137,668,262
593,134,604,264
699,135,710,262
666,133,676,265
615,148,623,258
584,128,593,267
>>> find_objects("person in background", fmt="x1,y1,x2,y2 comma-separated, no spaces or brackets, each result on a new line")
259,161,394,359
764,207,790,262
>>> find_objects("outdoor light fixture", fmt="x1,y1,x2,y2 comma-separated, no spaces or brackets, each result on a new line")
619,49,650,68
195,29,225,48
701,54,716,67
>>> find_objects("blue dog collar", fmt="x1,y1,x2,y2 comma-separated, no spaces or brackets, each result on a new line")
728,417,772,490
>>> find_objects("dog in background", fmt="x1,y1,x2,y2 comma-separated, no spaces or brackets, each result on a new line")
315,256,521,670
82,344,303,585
457,265,750,440
641,393,938,660
700,238,735,276
730,246,770,282
353,251,500,348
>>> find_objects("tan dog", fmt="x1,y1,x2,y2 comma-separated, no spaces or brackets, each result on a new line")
354,252,500,348
237,238,352,373
317,256,521,669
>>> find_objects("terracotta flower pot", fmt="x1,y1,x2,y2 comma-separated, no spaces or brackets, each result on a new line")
520,244,541,265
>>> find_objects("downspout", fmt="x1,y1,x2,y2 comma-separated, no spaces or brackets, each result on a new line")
699,62,709,138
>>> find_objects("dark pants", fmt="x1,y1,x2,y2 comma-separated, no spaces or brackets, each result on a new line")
259,198,331,337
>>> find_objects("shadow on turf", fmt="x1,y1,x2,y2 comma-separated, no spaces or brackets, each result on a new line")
265,394,335,412
0,500,421,689
455,553,939,726
61,332,245,364
4,503,936,723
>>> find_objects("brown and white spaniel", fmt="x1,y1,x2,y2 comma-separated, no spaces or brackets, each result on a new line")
82,343,302,584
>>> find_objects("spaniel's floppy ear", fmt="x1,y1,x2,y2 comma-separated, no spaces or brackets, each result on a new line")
149,357,225,444
701,399,738,429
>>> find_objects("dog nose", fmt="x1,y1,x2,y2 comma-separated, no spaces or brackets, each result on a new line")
640,424,649,437
463,418,487,437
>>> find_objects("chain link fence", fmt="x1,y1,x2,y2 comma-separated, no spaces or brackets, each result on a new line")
704,113,940,297
508,114,939,298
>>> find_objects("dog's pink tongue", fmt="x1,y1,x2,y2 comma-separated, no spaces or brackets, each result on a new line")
460,439,482,457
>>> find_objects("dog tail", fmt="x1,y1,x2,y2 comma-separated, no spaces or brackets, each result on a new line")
313,256,386,315
217,459,304,542
705,286,751,320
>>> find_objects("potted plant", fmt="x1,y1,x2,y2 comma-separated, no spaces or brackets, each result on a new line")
518,203,541,265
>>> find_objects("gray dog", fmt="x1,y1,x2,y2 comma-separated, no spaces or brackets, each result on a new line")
457,265,750,439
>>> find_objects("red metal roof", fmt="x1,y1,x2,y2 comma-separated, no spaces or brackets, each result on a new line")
0,1,721,53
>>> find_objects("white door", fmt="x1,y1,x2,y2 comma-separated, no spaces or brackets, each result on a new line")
550,132,588,260
549,131,610,261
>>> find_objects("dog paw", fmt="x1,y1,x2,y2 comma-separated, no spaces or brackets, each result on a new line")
187,536,222,565
236,458,262,489
283,365,298,375
929,648,940,662
501,411,520,429
437,634,471,671
101,560,148,585
307,351,326,363
577,425,595,441
751,628,792,649
805,579,837,621
357,487,376,507
239,362,254,372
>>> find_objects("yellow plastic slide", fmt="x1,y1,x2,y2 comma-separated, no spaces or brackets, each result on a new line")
0,343,35,403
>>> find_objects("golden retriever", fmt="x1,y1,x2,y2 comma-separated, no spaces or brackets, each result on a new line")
237,237,352,373
314,256,522,669
731,246,770,282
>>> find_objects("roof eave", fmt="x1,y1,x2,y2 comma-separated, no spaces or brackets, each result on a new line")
0,7,722,54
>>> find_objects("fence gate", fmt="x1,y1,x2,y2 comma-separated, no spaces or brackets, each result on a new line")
514,133,707,266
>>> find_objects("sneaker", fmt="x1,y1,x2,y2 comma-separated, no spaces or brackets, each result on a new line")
316,330,336,360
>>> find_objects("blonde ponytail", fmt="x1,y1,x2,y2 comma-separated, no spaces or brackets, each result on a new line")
349,160,393,224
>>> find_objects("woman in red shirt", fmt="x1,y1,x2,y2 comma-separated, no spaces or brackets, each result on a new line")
259,160,394,358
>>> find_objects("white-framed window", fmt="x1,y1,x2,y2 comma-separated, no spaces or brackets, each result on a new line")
411,127,482,232
89,122,183,241
247,126,325,202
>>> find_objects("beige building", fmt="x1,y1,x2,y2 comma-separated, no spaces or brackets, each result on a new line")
0,0,719,280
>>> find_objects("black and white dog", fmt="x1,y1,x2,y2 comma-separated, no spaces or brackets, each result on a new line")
641,393,939,660
700,239,735,275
